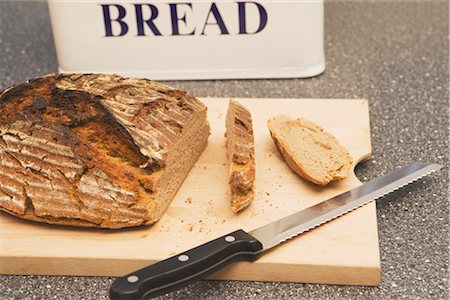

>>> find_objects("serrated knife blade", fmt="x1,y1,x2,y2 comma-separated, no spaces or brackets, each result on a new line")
110,163,442,300
250,162,442,250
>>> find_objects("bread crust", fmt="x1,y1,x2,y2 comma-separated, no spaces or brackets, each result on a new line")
0,73,209,228
267,115,353,186
226,100,255,213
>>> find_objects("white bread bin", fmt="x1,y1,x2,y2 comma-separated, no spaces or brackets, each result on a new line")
48,0,324,80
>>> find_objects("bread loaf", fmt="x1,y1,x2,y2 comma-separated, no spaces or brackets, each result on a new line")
267,115,353,186
225,100,255,213
0,73,210,228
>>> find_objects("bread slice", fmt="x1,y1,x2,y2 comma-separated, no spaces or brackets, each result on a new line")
267,115,353,186
0,73,210,228
225,100,255,213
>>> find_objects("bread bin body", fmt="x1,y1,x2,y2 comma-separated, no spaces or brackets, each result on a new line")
48,0,325,80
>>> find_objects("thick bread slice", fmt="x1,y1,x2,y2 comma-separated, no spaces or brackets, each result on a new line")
225,100,255,213
267,115,353,186
0,73,210,228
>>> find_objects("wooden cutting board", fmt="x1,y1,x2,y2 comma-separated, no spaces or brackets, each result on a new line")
0,98,380,286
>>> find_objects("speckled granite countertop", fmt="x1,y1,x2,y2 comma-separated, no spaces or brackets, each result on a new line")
0,1,448,299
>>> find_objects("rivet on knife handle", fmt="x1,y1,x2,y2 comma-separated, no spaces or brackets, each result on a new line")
109,229,263,300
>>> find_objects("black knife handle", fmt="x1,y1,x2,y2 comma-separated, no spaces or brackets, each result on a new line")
109,229,263,300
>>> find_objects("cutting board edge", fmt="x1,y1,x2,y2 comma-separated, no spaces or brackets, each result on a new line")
0,256,381,286
198,97,369,103
208,261,381,286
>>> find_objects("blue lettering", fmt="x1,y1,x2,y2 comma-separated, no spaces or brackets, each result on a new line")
201,3,229,35
169,3,195,36
135,4,162,36
101,4,128,37
238,2,268,35
100,2,269,37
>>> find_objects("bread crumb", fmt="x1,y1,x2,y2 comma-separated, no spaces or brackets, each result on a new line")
199,227,204,233
221,219,226,224
188,224,194,232
265,192,270,196
185,197,193,204
140,234,148,238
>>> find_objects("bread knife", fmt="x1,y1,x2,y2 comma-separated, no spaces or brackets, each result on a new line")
109,163,442,299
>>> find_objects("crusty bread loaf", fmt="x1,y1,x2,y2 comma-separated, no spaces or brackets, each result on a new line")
267,115,353,186
225,100,255,213
0,73,210,228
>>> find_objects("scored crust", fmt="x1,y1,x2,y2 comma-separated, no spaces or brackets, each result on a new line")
0,73,210,228
225,100,255,213
267,115,353,186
